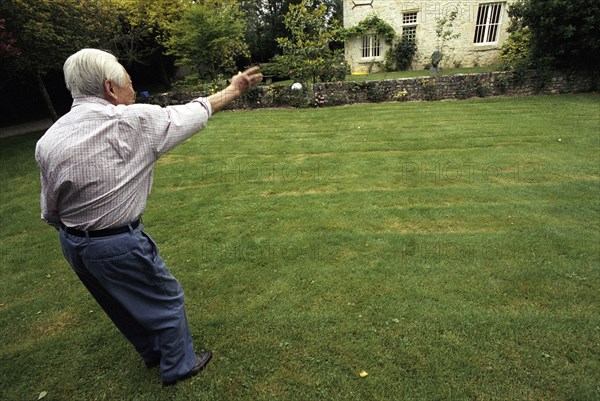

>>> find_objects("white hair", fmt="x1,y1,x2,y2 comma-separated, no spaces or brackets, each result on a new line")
63,48,128,97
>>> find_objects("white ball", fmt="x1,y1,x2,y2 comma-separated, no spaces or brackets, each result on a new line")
291,82,303,90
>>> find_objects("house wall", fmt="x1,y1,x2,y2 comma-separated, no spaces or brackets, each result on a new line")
344,0,516,73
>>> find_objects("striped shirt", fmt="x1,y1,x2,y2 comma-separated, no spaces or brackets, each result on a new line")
35,96,212,230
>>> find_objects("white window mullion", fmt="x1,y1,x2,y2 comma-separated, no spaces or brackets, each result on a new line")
361,35,381,58
474,3,503,44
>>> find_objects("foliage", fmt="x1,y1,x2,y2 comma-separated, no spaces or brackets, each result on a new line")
421,78,438,101
240,0,342,63
241,0,342,64
0,0,116,77
317,51,350,82
167,0,250,80
137,0,189,49
343,15,417,72
384,36,418,71
0,0,118,119
494,73,511,94
393,89,409,101
341,14,395,43
170,72,228,96
499,25,532,72
365,82,387,102
260,56,293,81
434,10,460,67
0,18,20,57
110,0,188,68
475,82,492,97
507,0,600,70
275,0,345,84
241,0,296,63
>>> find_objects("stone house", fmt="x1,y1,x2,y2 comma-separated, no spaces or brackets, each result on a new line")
343,0,516,73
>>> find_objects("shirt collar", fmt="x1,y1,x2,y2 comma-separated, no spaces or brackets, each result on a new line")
72,96,112,109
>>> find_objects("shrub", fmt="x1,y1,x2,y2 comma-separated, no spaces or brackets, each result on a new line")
421,79,437,101
494,73,511,94
499,25,532,72
365,84,387,102
506,0,600,70
476,82,493,97
318,52,350,82
456,75,479,99
171,73,226,95
261,57,291,82
384,36,418,71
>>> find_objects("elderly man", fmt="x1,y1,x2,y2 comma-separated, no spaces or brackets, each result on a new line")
35,48,262,386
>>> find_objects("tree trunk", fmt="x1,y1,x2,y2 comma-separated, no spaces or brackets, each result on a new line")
158,53,171,89
35,71,58,122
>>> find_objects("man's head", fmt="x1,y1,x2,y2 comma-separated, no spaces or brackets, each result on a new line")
63,48,135,105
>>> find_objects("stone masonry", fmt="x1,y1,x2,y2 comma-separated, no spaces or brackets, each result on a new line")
343,0,517,73
147,70,597,110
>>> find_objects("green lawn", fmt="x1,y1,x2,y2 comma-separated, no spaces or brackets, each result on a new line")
1,94,599,401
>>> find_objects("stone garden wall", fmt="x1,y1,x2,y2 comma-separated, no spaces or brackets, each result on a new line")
148,70,597,110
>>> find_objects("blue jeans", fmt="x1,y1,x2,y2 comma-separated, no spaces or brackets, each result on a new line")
59,223,197,382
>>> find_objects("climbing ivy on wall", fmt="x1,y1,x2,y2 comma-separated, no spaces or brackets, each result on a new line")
341,14,396,43
342,14,418,71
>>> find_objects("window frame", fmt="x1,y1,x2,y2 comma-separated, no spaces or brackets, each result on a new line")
473,2,504,45
402,11,418,42
361,34,382,59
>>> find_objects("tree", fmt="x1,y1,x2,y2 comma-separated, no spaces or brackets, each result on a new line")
0,0,117,121
240,0,341,63
276,0,347,83
506,0,600,70
110,0,189,86
167,0,250,80
241,0,296,63
433,10,460,69
0,18,20,58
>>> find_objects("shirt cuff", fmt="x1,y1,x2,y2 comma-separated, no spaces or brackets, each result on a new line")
42,213,61,229
193,97,212,118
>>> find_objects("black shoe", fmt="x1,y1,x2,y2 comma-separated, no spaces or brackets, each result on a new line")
162,351,212,386
143,351,162,369
144,359,160,369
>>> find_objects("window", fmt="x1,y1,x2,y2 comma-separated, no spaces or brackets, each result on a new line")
473,3,503,44
361,35,381,58
402,12,418,42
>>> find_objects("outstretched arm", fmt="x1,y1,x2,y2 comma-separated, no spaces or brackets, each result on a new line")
208,66,263,114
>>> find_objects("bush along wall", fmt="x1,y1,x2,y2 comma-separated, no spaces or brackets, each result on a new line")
147,70,597,109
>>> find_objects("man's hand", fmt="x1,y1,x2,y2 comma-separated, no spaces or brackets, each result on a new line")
208,66,263,114
229,66,263,95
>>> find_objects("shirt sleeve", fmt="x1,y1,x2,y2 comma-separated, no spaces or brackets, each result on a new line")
138,97,212,159
40,184,61,228
35,149,61,228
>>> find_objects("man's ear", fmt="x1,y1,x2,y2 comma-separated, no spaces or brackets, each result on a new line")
103,80,118,104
